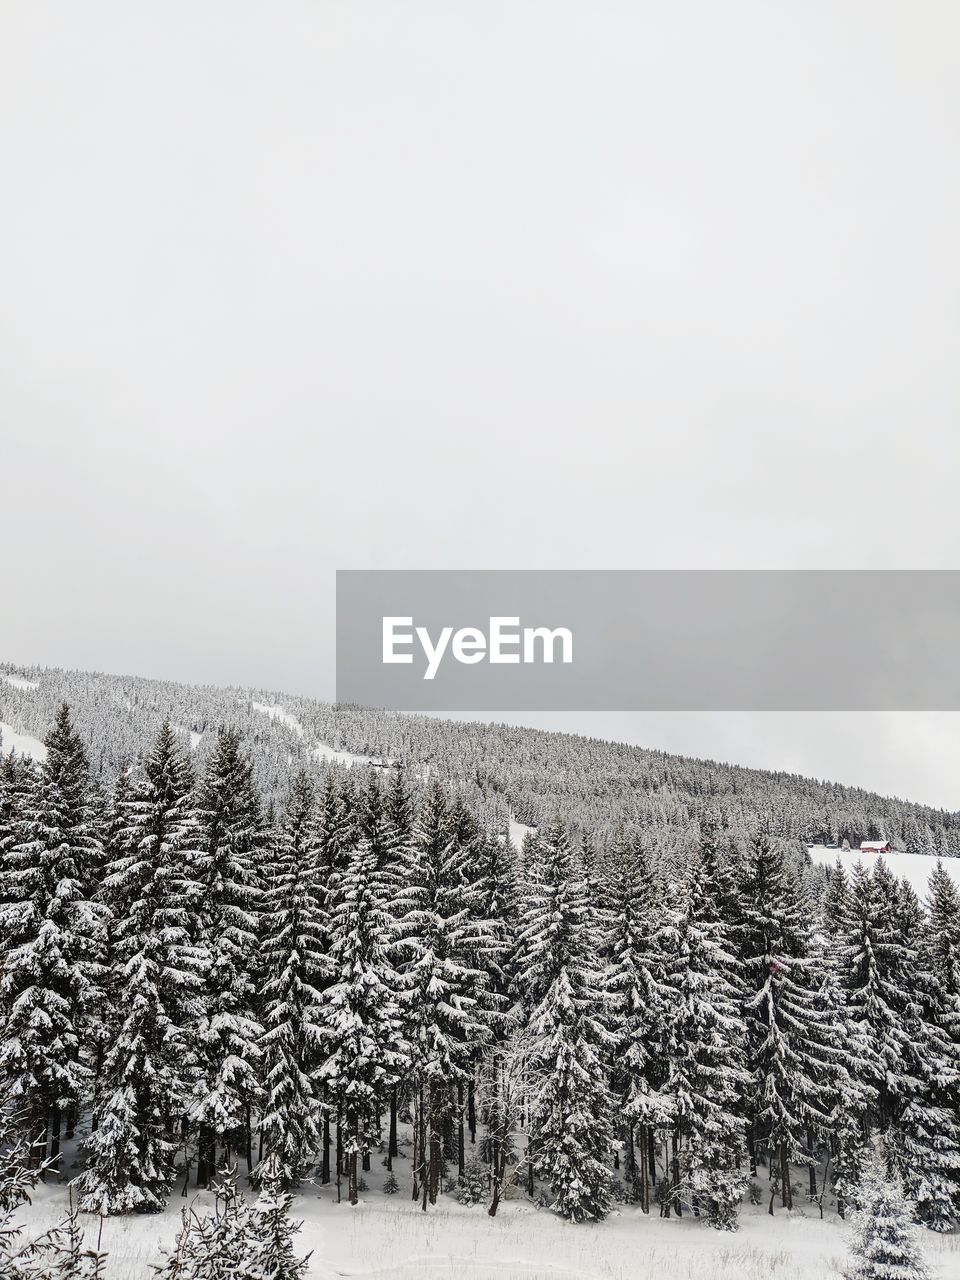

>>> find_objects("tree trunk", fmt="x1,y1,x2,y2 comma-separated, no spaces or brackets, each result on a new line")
49,1109,62,1175
31,1115,48,1172
321,1111,331,1184
806,1129,817,1199
388,1087,399,1163
780,1144,792,1210
637,1126,650,1214
244,1108,253,1173
468,1079,477,1144
349,1151,359,1206
671,1133,681,1217
463,1085,471,1172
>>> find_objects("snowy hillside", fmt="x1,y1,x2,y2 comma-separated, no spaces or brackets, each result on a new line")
3,659,960,857
807,844,960,898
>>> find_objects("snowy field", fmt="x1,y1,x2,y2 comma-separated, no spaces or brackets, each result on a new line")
806,844,960,897
26,1176,960,1280
0,719,47,760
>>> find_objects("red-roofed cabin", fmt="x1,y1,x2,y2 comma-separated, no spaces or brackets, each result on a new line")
860,840,892,854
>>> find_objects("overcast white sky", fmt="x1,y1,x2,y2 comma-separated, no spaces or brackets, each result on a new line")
2,2,960,807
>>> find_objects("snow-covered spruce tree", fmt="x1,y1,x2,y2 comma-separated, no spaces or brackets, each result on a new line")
256,772,326,1189
739,832,832,1211
843,1148,932,1280
659,855,749,1230
446,797,509,1174
0,705,106,1169
887,877,960,1231
463,818,518,1165
841,860,914,1134
807,857,875,1218
312,773,355,1183
318,835,407,1204
396,783,489,1209
604,833,667,1211
189,728,265,1185
519,820,614,1222
78,721,205,1214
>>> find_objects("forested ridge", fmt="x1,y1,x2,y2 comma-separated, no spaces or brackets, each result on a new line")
2,661,959,857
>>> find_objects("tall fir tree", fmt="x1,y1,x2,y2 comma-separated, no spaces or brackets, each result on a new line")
0,705,106,1168
739,833,833,1211
396,783,488,1209
78,721,204,1213
520,820,614,1222
604,834,667,1211
257,772,326,1189
660,855,748,1229
190,729,266,1184
318,835,407,1203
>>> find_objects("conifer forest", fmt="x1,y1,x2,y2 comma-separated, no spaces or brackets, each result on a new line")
1,663,958,1279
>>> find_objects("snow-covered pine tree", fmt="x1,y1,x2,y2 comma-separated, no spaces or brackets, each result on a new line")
396,783,488,1209
78,720,205,1214
659,854,748,1230
843,1148,932,1280
461,818,517,1161
888,878,960,1231
318,834,407,1204
739,832,832,1212
190,729,265,1185
312,773,355,1183
256,772,326,1189
809,858,875,1218
604,833,667,1211
0,705,106,1170
520,820,614,1222
841,860,914,1132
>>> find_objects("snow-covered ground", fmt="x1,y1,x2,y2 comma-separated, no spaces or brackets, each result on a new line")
19,1175,960,1280
509,817,537,851
313,741,391,770
0,720,47,761
806,845,960,898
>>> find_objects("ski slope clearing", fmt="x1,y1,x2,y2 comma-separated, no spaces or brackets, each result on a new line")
252,700,305,737
1,673,40,690
807,845,960,898
25,1176,960,1280
0,720,47,761
251,698,390,768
